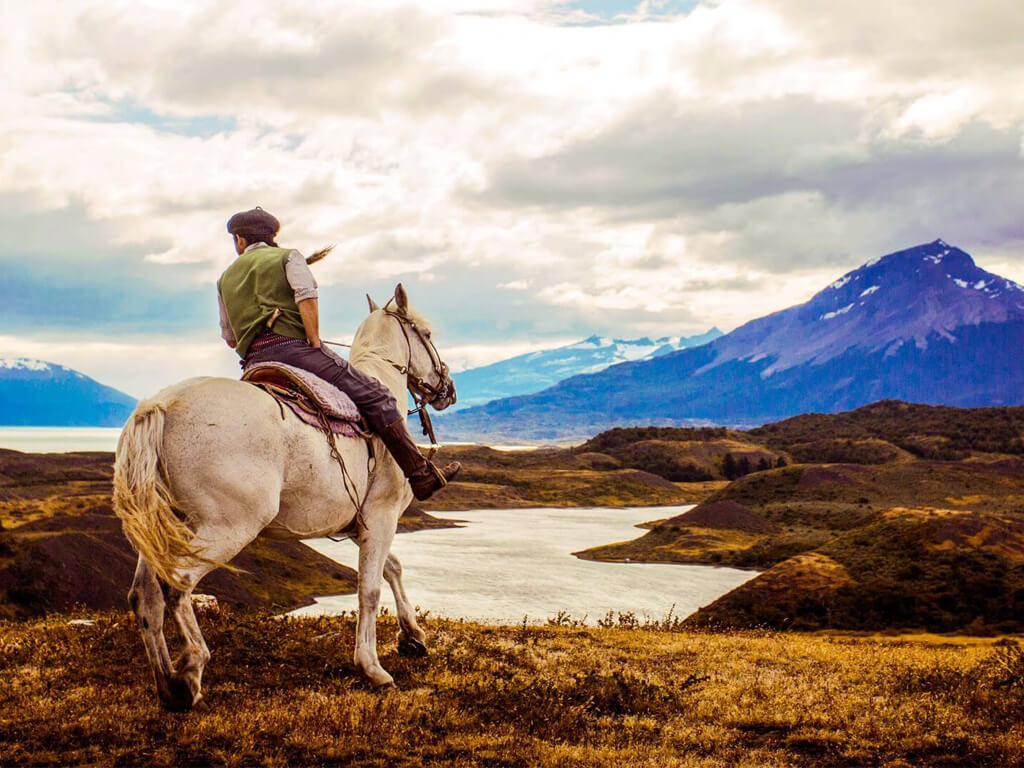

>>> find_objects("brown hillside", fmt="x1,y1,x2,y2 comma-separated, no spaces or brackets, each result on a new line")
573,429,783,481
749,400,1024,460
686,508,1024,633
0,506,358,620
581,459,1024,571
676,500,776,533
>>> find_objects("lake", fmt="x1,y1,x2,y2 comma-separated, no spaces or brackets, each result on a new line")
292,505,756,624
0,427,124,453
0,427,540,455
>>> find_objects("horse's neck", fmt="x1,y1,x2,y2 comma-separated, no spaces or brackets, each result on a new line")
348,328,407,409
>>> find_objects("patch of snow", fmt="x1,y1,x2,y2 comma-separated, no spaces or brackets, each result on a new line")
952,278,969,288
820,303,854,321
859,285,880,297
863,255,882,267
570,337,612,350
974,280,988,290
923,253,944,264
829,275,852,290
0,357,52,372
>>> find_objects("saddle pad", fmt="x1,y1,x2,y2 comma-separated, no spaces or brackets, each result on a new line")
242,362,364,438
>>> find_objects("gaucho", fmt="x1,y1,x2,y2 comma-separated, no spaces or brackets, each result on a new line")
217,206,460,500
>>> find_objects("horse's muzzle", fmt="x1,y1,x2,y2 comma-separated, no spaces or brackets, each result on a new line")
432,378,457,411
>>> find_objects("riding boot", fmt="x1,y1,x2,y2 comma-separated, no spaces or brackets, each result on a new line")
379,419,461,501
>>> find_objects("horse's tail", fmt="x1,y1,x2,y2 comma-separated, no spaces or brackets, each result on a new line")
113,398,225,591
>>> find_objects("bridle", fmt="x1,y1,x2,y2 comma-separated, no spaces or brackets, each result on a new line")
381,301,453,409
324,300,454,458
380,300,453,458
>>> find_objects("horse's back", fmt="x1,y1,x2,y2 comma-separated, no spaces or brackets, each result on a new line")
153,375,380,538
154,377,291,512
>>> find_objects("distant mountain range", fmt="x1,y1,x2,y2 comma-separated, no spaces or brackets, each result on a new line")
442,240,1024,440
0,358,136,427
452,330,722,409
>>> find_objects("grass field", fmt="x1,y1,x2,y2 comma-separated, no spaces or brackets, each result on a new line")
2,610,1023,767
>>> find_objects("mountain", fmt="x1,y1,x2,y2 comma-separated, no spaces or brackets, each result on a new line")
443,240,1024,440
0,358,136,426
451,329,722,409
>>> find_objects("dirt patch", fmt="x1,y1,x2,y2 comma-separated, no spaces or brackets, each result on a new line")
676,501,776,533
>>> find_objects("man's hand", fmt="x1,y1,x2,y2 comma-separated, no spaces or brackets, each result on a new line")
298,298,321,348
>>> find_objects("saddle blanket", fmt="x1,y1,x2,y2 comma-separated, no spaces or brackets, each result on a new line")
242,362,365,439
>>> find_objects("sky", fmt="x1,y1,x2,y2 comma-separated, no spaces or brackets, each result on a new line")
2,0,1024,397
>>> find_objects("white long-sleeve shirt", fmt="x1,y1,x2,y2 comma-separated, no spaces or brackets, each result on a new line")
218,242,318,346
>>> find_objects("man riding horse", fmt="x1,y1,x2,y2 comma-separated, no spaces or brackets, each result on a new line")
217,207,460,500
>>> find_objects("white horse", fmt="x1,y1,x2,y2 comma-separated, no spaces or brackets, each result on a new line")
113,284,455,710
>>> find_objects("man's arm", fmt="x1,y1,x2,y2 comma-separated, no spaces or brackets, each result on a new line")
217,289,237,349
285,250,321,347
298,298,320,348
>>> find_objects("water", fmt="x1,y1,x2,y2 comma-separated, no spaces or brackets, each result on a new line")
0,427,537,455
0,426,123,453
292,505,756,624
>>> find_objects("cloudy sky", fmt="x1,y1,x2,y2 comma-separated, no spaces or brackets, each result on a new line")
3,0,1023,397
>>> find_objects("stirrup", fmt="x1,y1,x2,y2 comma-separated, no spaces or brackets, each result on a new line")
429,462,449,488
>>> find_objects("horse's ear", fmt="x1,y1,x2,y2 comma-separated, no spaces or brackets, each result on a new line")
394,283,408,313
367,294,379,313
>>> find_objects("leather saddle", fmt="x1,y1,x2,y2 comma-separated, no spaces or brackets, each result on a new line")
242,362,368,439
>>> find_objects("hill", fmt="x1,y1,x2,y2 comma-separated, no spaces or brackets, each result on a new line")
580,459,1024,632
0,450,357,618
749,399,1024,461
685,508,1024,632
0,357,136,426
575,426,785,481
442,240,1024,440
451,329,721,409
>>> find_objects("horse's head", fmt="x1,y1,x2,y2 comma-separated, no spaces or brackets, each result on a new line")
364,284,457,411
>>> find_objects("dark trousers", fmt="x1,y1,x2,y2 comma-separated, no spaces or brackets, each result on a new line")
245,337,402,433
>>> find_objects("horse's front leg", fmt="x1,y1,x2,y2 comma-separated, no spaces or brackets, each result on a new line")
384,552,427,657
354,517,398,687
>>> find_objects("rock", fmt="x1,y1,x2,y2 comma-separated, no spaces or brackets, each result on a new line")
191,594,219,613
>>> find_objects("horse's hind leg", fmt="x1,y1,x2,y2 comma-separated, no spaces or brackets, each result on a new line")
384,552,427,657
128,556,178,708
156,518,269,710
163,583,211,710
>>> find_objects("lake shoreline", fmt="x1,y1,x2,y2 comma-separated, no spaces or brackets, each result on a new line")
571,546,765,573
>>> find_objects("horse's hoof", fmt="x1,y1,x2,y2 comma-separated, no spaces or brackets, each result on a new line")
397,635,428,658
367,668,395,689
160,676,196,712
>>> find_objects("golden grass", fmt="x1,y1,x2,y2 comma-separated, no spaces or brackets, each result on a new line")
2,611,1023,767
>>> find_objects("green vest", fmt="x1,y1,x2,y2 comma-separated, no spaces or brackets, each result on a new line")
218,246,307,358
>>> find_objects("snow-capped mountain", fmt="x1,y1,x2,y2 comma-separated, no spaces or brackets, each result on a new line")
444,240,1024,439
451,329,722,409
0,358,136,426
705,238,1024,376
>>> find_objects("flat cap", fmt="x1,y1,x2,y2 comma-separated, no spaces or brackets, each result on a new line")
226,207,280,237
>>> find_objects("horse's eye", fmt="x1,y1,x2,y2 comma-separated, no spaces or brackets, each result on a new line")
424,330,432,339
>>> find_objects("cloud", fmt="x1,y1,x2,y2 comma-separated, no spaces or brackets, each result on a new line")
1,0,1023,395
